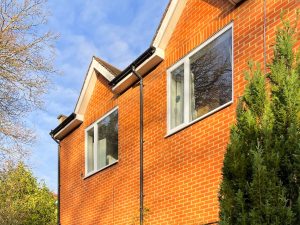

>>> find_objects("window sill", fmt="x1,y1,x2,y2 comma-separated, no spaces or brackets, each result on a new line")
165,101,233,138
84,160,118,179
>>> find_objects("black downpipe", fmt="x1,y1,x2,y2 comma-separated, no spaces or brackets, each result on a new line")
50,134,61,225
132,66,144,225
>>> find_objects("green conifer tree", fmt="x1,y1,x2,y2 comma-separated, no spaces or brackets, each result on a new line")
219,15,300,225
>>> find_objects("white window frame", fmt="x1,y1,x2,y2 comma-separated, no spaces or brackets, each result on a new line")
167,22,234,136
85,107,118,178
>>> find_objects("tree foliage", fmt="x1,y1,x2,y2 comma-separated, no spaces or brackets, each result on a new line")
0,0,56,162
219,15,300,225
0,162,57,225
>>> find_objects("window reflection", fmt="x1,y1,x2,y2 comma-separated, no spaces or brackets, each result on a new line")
97,110,118,170
190,28,232,120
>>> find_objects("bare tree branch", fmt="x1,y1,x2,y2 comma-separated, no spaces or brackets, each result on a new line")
0,0,57,163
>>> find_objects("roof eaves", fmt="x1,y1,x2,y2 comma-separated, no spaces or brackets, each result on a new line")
109,46,156,86
50,113,76,137
93,56,121,76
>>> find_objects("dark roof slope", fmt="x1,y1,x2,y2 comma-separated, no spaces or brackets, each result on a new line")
94,56,121,76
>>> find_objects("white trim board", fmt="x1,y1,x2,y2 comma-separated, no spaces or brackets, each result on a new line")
112,48,165,94
152,0,187,50
53,114,84,140
75,57,117,115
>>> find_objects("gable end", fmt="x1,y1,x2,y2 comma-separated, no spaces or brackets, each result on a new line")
74,57,120,115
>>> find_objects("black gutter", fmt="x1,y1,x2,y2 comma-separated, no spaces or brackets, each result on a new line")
109,46,156,86
50,134,61,225
50,113,76,137
132,66,144,225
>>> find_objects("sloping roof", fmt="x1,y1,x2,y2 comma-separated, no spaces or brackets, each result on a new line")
94,56,121,76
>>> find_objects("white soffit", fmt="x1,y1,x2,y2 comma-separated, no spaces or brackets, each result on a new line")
54,114,84,140
152,0,187,50
112,48,165,94
75,57,116,115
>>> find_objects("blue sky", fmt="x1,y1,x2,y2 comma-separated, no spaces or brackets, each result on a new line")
28,0,169,192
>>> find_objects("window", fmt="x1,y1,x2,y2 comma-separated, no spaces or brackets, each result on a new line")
167,24,233,134
85,108,118,176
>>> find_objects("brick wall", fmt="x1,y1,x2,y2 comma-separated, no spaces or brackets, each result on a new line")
59,0,300,224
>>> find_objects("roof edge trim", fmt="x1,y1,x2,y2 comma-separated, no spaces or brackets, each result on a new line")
109,46,156,87
50,113,76,137
152,0,187,50
50,113,83,141
112,48,164,93
74,57,117,115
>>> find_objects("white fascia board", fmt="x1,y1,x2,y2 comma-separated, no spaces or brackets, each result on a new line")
92,59,115,81
54,114,84,140
75,58,115,115
152,0,187,50
112,48,165,94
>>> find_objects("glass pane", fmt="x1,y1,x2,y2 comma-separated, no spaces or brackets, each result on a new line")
190,28,232,120
97,110,118,170
87,128,94,173
170,64,184,129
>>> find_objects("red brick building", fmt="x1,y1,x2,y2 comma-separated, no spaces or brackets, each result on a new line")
50,0,300,224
